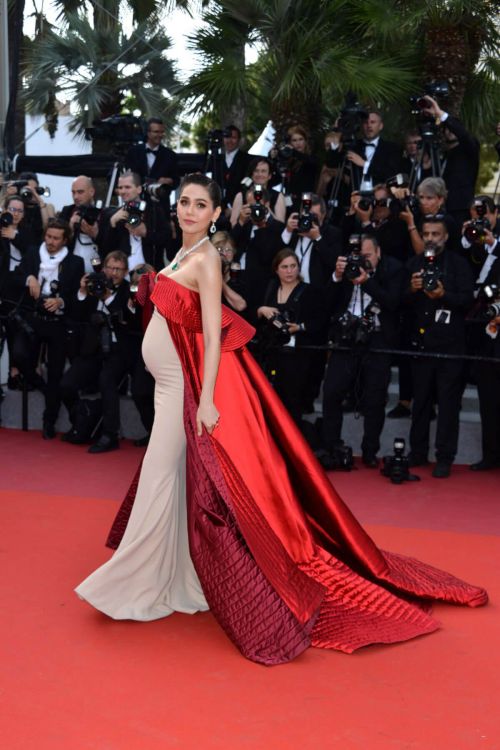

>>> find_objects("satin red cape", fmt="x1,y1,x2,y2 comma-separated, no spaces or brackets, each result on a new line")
107,274,487,665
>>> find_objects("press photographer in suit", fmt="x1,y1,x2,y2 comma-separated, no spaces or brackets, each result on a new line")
100,171,170,271
13,219,84,439
406,216,474,477
59,176,102,272
222,125,250,209
125,117,179,210
322,234,406,467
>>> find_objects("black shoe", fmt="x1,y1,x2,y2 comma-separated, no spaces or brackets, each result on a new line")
470,459,500,472
408,454,429,468
61,428,87,445
362,454,379,468
134,435,150,447
42,421,56,440
88,434,119,454
387,402,411,419
432,462,451,479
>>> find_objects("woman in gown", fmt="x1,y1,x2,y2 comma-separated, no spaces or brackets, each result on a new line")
76,173,487,666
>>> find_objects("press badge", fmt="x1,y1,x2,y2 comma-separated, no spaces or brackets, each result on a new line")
435,309,451,324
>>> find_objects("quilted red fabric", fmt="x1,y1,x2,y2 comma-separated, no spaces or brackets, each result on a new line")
107,274,488,665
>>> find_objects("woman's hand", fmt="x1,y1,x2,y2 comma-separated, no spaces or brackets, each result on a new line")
196,400,220,436
257,305,279,320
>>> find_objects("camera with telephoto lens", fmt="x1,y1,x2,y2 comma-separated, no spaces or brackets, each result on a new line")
0,212,14,227
250,185,267,223
85,115,146,146
36,279,60,315
421,244,443,292
344,234,371,281
381,438,420,484
144,183,170,201
9,180,51,201
297,193,315,232
480,284,500,321
464,199,491,245
123,200,146,227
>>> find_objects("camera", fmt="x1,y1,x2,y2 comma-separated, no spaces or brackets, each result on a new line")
297,193,315,232
344,235,370,281
250,185,267,223
481,284,500,321
356,302,380,345
333,92,368,146
421,245,442,292
75,201,103,228
36,279,60,315
86,272,114,298
269,310,293,345
123,200,146,227
9,180,51,201
316,443,354,472
0,212,14,227
329,304,378,348
144,183,170,201
357,191,374,212
386,173,410,190
85,115,146,145
381,438,420,484
464,200,491,244
409,80,449,113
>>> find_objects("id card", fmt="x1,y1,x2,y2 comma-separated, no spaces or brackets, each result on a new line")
435,309,451,324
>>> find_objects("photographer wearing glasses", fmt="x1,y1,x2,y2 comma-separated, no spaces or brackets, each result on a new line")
5,172,56,244
406,216,474,477
12,219,84,439
321,234,407,468
60,251,153,452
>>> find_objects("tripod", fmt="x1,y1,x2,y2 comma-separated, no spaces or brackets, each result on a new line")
326,152,355,223
204,137,225,195
408,133,443,193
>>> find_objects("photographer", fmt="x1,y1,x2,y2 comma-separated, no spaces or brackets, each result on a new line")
222,125,251,209
325,110,402,196
211,231,248,313
100,171,170,271
231,185,284,321
59,176,102,272
5,172,56,244
230,157,286,227
418,95,480,225
461,195,499,281
61,251,153,452
397,177,460,256
322,235,407,467
273,126,318,213
406,216,474,477
12,219,84,439
256,249,327,426
0,195,38,389
343,185,413,264
281,193,342,289
125,117,179,213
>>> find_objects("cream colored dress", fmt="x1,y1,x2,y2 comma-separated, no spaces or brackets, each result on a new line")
75,310,209,619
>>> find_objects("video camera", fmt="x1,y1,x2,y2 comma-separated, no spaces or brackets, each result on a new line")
85,115,146,148
464,199,491,244
332,92,368,146
409,81,449,140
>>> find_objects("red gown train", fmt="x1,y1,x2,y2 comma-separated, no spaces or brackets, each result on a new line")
107,274,487,665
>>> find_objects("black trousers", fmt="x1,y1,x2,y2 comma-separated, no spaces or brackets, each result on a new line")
61,339,154,436
474,360,500,463
409,355,464,464
322,349,391,457
266,347,310,425
12,314,67,424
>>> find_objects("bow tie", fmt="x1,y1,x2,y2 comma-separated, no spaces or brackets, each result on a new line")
364,142,376,149
145,147,158,154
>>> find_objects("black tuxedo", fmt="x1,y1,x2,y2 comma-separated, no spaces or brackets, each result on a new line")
126,143,179,190
441,116,480,219
326,139,402,194
223,149,250,206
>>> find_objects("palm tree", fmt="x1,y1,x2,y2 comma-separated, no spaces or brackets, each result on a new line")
22,5,179,149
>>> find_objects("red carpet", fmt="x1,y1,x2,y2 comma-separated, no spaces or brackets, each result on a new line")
1,428,499,749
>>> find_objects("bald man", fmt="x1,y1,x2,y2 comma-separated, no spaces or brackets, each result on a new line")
59,175,102,271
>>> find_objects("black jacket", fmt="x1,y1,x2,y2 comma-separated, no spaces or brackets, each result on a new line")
441,116,480,214
330,255,407,348
59,203,104,255
72,279,140,354
224,150,251,206
99,203,170,270
326,139,402,192
0,224,37,300
405,250,474,353
285,222,342,289
17,247,84,316
125,143,180,192
262,279,329,345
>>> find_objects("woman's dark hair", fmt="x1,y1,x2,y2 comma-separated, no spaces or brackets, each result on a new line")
180,173,222,208
247,157,272,178
272,248,300,273
18,172,39,184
